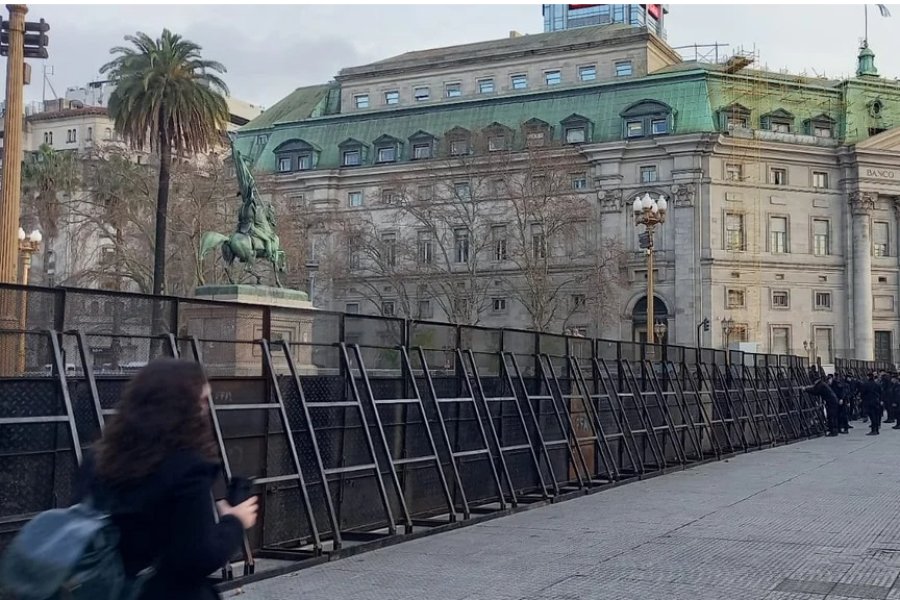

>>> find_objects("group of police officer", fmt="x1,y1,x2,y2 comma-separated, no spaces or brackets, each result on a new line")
805,371,900,436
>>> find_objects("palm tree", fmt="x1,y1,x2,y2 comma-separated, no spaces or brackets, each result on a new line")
100,29,229,295
22,144,80,285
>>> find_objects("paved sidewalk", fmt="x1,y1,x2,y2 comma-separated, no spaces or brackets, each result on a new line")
236,427,900,600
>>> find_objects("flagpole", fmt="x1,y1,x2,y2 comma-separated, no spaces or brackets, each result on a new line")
865,4,868,45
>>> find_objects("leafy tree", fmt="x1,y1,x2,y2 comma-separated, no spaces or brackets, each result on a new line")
100,29,229,295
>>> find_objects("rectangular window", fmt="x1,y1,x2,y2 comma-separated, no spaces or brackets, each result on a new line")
445,82,462,98
417,299,433,319
414,87,430,102
450,139,469,156
725,163,743,181
384,90,399,105
492,225,508,261
651,119,668,135
531,224,546,259
86,127,93,141
381,232,397,267
412,143,432,160
417,184,433,201
345,303,360,314
771,327,790,355
354,94,369,109
814,291,832,310
417,231,433,265
813,171,828,189
814,327,834,364
297,154,312,170
492,297,507,313
488,136,506,152
477,78,494,94
813,219,830,256
526,130,546,147
874,221,890,257
277,157,292,173
615,61,633,77
342,150,361,166
381,189,399,204
565,126,586,143
769,216,788,254
770,168,787,185
571,294,586,309
771,120,791,133
771,290,789,308
348,191,363,207
579,65,596,81
727,116,748,129
571,173,587,190
814,125,833,138
725,213,745,251
875,331,893,363
511,74,528,90
626,121,643,138
376,146,396,163
454,228,469,263
454,181,472,201
640,165,658,183
726,288,745,308
545,70,561,86
381,301,395,317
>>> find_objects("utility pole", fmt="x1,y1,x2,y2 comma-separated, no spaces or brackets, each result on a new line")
0,4,49,375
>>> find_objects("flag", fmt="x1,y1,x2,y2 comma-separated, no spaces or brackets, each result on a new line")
877,4,892,17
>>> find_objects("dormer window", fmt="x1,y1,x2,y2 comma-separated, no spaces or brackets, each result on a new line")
561,114,592,144
409,130,436,160
719,103,751,131
373,134,402,164
482,122,513,152
805,113,836,139
761,109,794,133
445,127,471,156
620,100,673,139
523,118,552,148
273,138,319,174
338,138,367,167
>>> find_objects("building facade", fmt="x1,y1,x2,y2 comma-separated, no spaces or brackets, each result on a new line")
235,24,900,367
543,4,667,37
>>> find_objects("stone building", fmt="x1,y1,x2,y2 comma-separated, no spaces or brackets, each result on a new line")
234,23,900,367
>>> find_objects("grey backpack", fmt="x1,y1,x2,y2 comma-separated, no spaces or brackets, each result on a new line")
0,501,154,600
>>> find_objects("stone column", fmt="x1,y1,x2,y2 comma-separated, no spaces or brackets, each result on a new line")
850,191,875,361
671,182,696,347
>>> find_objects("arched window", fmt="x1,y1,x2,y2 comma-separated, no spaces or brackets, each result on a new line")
273,139,319,173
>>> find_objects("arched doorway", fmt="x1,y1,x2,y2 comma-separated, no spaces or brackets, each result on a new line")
632,295,669,344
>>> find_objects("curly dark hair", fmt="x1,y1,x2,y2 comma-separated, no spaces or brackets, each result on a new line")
95,358,219,483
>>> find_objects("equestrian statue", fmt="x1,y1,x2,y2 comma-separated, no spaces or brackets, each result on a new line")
199,140,286,287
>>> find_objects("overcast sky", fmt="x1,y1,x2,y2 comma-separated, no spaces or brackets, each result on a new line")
6,4,900,110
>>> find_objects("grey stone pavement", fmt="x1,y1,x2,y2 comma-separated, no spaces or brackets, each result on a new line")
235,427,900,600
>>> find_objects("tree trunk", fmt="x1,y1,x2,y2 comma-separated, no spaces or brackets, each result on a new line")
153,137,172,296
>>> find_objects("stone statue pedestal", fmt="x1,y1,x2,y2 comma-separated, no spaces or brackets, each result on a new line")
184,285,316,377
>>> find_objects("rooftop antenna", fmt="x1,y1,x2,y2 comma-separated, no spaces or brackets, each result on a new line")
41,64,57,105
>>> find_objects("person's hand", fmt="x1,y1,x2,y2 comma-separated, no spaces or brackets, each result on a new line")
217,497,259,530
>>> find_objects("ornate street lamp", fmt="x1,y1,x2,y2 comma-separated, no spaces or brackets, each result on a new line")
632,192,667,344
16,227,41,373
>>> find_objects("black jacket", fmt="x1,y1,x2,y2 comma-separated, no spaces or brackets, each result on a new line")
76,450,244,600
808,380,839,406
860,380,883,411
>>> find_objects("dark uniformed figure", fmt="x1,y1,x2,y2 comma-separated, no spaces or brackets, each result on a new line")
806,377,840,437
861,373,883,435
831,375,851,434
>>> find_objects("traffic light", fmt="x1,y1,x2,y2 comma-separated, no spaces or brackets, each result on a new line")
702,318,710,332
0,18,49,59
23,19,49,59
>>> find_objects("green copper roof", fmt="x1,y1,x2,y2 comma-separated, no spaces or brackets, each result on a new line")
241,84,337,131
238,72,715,172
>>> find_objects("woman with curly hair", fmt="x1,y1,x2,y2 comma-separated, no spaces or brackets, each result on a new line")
77,358,258,600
